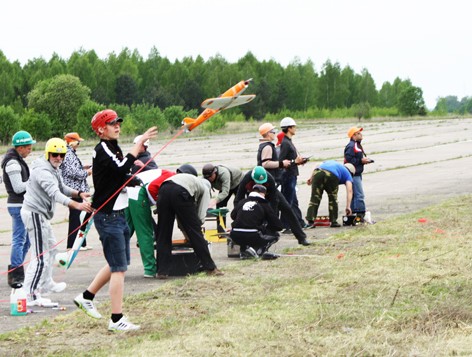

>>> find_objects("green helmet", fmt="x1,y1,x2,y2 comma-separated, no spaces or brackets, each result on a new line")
12,131,36,147
251,166,267,184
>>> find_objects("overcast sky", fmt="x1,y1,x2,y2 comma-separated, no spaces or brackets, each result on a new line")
2,0,470,109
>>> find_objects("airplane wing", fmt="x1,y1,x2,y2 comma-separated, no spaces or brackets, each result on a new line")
201,95,256,110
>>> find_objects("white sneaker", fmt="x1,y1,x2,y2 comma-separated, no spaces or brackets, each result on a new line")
49,281,67,293
245,247,259,259
74,293,102,319
108,316,140,331
27,294,59,308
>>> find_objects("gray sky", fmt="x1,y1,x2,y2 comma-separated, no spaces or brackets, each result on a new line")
2,0,470,109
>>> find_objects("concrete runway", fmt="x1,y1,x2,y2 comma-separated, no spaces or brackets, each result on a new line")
0,117,471,332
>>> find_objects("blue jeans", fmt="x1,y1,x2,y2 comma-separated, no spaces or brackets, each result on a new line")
281,173,305,228
8,206,30,267
94,210,131,273
351,175,366,213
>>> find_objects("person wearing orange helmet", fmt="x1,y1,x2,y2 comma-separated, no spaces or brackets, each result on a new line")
60,132,93,250
257,122,290,186
74,109,157,331
344,127,374,219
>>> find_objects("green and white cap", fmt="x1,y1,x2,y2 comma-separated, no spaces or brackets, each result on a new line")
12,131,36,147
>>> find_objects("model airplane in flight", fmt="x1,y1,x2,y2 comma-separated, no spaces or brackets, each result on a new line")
182,78,255,131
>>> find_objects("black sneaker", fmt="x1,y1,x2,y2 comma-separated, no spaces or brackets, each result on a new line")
297,238,311,246
330,222,341,228
281,229,292,235
261,252,280,260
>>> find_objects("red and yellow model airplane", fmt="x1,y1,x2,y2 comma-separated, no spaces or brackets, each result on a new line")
182,78,255,131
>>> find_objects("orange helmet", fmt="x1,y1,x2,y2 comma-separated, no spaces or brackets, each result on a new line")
64,132,84,144
258,123,275,137
91,109,122,134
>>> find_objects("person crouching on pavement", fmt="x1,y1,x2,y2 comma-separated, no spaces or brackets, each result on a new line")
155,172,224,278
230,184,283,259
21,138,93,307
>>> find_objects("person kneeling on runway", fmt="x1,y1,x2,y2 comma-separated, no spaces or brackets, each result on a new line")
230,184,284,259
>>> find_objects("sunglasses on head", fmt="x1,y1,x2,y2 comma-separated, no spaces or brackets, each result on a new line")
50,153,66,158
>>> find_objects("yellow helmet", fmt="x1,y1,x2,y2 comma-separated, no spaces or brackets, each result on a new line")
45,138,67,159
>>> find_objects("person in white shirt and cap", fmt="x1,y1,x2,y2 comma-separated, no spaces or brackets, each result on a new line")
131,134,158,174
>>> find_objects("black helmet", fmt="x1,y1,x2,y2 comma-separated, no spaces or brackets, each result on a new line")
177,164,198,177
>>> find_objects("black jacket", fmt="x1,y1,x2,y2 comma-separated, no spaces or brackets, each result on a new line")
231,195,283,232
344,139,365,176
235,171,279,211
92,140,136,213
131,150,158,174
279,136,299,176
1,148,30,204
257,141,282,184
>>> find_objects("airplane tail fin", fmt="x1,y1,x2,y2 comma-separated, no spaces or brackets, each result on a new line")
182,117,196,132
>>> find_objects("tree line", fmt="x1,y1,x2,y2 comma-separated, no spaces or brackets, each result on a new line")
434,95,472,114
0,47,430,143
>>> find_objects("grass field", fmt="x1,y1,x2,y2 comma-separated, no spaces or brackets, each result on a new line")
1,195,471,356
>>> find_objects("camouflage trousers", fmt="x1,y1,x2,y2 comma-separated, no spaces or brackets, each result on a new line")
306,169,339,223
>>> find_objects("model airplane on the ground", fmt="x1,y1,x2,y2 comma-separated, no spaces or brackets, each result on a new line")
182,78,255,131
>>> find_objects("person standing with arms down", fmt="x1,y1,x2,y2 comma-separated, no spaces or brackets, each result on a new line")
344,127,374,219
74,109,157,331
22,138,93,306
278,117,309,230
2,131,36,288
60,132,93,250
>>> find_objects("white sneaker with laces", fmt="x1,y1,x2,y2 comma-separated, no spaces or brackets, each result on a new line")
245,247,259,259
27,294,59,308
108,316,140,331
74,293,102,319
48,281,67,293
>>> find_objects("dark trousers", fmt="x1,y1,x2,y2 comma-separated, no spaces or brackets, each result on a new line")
230,230,278,255
67,197,87,249
281,173,305,228
156,182,217,275
276,190,306,240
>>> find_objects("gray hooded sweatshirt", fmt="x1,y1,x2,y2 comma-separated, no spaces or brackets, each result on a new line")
23,157,74,220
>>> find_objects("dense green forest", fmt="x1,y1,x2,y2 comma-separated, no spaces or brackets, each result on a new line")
0,47,469,143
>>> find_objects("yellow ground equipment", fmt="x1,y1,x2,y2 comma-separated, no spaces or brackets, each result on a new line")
203,208,230,242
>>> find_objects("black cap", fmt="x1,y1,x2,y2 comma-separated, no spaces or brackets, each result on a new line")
202,163,216,178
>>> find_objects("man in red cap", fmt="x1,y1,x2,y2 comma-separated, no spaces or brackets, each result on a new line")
344,127,374,219
74,109,157,332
